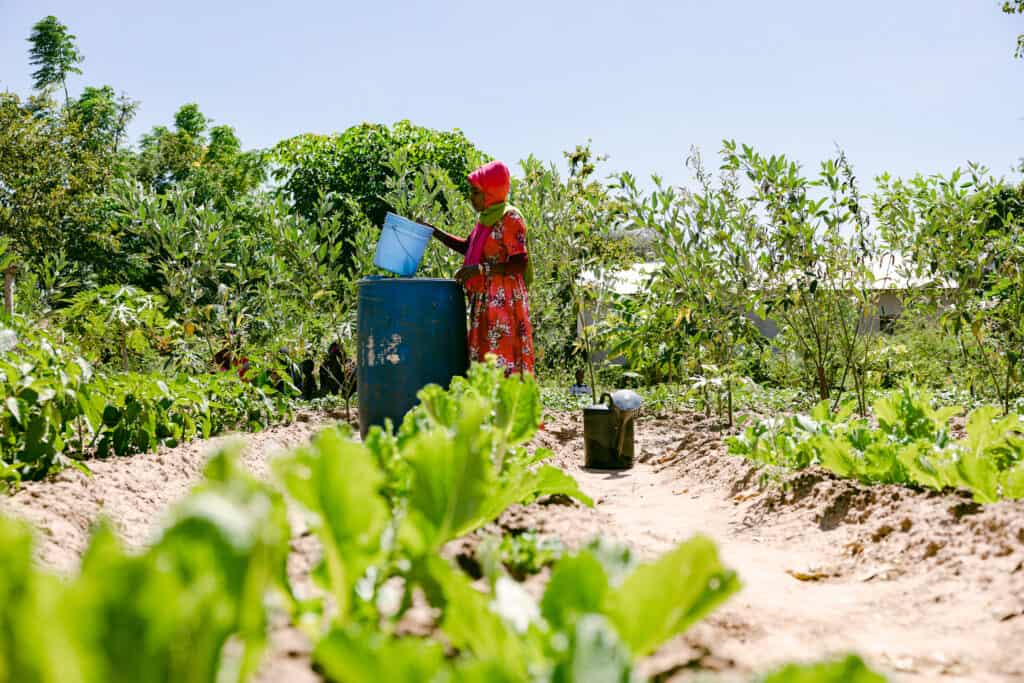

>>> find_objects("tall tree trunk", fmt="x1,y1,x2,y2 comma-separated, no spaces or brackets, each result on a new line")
3,266,15,316
726,378,733,428
816,364,829,400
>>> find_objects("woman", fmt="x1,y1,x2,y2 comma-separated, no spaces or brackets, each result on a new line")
430,160,535,376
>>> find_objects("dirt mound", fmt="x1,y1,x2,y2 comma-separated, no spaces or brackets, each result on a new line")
631,409,1024,583
0,413,333,573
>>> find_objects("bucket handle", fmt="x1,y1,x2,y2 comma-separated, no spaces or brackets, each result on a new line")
384,220,428,271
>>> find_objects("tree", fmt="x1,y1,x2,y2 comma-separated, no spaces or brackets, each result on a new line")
724,143,879,412
614,148,766,424
877,170,1024,414
27,16,83,104
273,121,485,228
1005,1,1024,58
71,86,138,152
513,145,632,379
0,94,116,266
132,103,265,205
272,121,486,272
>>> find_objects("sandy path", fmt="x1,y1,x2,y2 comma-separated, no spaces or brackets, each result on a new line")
575,463,1017,681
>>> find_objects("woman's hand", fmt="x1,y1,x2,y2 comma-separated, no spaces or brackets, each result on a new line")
454,265,480,285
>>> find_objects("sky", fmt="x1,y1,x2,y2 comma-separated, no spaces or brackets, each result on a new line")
1,0,1021,191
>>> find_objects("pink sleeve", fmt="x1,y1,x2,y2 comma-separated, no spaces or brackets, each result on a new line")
502,212,527,258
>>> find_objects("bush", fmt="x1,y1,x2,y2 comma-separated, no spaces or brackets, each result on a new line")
0,323,291,488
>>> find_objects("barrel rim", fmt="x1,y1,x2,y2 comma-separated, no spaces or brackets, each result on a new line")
358,277,459,285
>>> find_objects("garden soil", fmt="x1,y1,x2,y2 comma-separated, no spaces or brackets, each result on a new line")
4,409,1023,682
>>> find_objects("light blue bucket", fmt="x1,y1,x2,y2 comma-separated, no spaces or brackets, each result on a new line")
374,213,432,277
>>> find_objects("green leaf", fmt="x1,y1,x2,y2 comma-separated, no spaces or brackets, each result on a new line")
759,654,887,683
314,626,447,683
541,551,610,631
552,614,635,683
896,443,946,491
403,400,494,547
421,555,537,673
603,534,740,657
1000,462,1024,499
496,375,541,446
502,465,595,512
59,445,291,683
5,396,21,425
101,405,121,428
273,427,389,619
816,436,858,479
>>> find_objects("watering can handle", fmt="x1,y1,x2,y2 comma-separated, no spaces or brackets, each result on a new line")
600,392,636,459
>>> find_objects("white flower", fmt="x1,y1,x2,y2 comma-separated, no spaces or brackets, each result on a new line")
0,328,17,353
491,577,540,633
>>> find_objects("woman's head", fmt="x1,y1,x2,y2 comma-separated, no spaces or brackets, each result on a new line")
469,186,488,212
467,160,510,211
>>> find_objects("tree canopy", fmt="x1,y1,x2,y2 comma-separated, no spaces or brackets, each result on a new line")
272,120,487,228
27,16,83,103
133,103,266,206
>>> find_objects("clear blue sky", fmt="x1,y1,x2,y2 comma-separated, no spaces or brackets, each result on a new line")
1,0,1021,190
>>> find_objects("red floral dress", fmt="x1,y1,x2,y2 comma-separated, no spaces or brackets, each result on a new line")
464,210,535,376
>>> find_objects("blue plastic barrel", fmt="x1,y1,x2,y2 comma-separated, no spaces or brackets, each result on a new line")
357,277,469,436
374,213,432,276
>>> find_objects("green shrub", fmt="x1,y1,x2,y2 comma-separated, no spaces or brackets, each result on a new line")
0,324,291,487
728,385,1024,502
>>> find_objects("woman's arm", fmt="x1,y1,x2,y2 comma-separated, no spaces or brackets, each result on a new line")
490,254,528,276
454,254,528,284
421,220,468,254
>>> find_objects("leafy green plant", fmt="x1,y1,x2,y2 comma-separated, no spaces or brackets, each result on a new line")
1,358,891,683
759,656,886,683
728,384,1024,502
273,426,389,622
478,531,565,581
615,147,766,425
0,445,290,683
723,144,882,413
0,324,92,483
313,533,739,682
390,366,593,574
0,323,291,486
60,285,170,370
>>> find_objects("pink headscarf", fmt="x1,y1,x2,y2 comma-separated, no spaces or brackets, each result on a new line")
464,161,511,267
